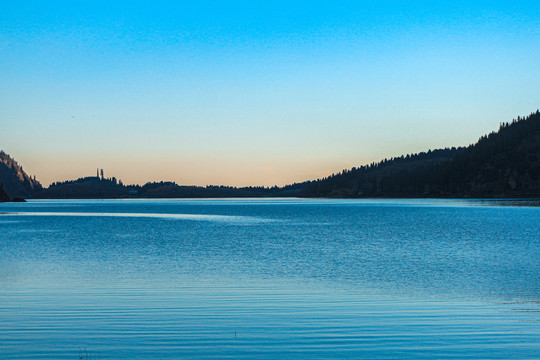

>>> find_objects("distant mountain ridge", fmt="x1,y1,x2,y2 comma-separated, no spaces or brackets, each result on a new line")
32,177,305,199
4,109,540,199
0,151,41,198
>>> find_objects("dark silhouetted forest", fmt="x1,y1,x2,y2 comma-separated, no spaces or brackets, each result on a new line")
302,110,540,198
32,177,308,199
0,151,42,198
0,183,11,202
4,109,540,199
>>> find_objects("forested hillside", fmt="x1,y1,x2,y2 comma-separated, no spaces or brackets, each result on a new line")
5,110,540,199
303,110,540,198
33,177,306,199
0,151,42,198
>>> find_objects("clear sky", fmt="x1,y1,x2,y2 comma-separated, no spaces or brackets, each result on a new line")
1,1,539,186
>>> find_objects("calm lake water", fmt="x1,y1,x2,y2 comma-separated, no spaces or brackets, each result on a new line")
0,198,539,359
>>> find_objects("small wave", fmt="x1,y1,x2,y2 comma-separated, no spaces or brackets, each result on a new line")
0,211,269,224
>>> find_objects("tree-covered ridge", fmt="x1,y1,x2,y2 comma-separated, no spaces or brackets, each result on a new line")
303,147,464,197
0,183,11,202
303,110,540,198
0,151,42,198
5,109,540,199
35,177,307,199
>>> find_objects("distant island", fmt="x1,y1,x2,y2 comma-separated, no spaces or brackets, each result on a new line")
1,110,539,201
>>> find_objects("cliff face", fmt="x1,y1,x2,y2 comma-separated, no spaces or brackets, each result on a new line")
0,151,42,198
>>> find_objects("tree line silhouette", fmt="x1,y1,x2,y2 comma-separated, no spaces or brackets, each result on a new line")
302,110,540,197
10,109,540,199
38,176,307,198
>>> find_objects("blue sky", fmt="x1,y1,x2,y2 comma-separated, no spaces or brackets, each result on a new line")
1,1,539,186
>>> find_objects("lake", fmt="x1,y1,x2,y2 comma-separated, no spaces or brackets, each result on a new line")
0,198,539,359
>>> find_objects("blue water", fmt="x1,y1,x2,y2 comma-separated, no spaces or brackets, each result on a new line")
0,199,539,359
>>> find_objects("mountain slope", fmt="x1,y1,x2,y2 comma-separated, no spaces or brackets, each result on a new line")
0,183,10,202
302,110,540,198
0,151,42,198
8,109,540,199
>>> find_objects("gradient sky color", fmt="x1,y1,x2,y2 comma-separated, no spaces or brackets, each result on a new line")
1,1,539,186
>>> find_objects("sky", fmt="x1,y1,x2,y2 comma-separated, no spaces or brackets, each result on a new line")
1,1,539,187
